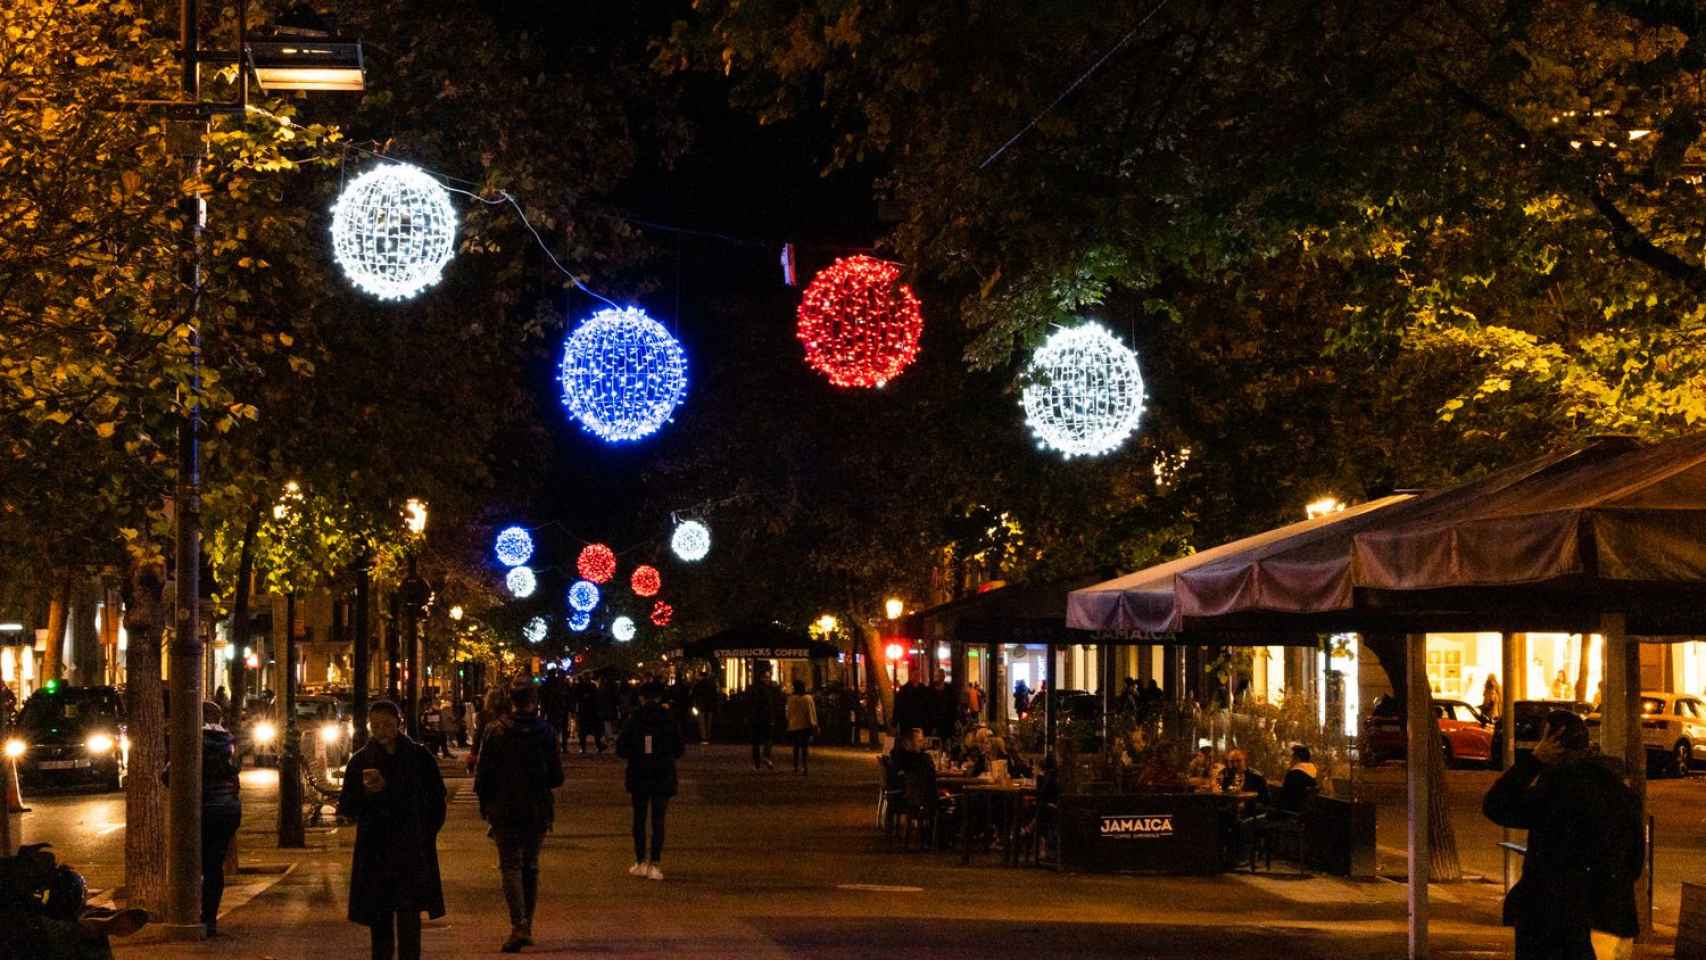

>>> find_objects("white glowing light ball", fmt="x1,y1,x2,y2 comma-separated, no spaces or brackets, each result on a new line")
494,526,534,567
1020,324,1145,457
671,519,711,562
506,565,537,599
523,616,548,645
612,615,636,643
330,164,457,301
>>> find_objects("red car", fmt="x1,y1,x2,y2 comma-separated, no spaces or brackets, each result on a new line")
1362,696,1496,767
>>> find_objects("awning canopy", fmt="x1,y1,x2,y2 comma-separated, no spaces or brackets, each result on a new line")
1070,435,1706,637
905,575,1110,648
678,622,840,661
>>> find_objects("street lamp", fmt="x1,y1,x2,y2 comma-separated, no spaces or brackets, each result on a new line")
1305,496,1346,520
816,614,839,635
400,499,430,738
403,498,429,535
449,605,464,621
884,598,904,621
160,1,363,937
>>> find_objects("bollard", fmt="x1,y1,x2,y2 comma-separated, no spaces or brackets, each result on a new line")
2,753,26,856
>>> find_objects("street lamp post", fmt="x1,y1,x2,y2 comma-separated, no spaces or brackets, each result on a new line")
277,591,304,848
160,2,362,935
401,500,429,738
352,552,372,750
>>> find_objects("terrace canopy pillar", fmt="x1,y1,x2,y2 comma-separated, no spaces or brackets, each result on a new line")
1405,631,1431,960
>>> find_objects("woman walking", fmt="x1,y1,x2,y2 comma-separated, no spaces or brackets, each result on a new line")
617,682,684,880
338,700,447,960
785,680,818,775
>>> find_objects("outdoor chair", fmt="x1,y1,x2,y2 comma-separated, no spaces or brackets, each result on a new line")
900,765,958,852
1254,784,1319,873
878,755,908,840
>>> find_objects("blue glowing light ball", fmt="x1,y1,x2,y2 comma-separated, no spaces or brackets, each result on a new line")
612,615,636,643
523,616,548,645
568,611,591,632
506,565,537,599
568,579,600,612
559,306,689,442
494,526,534,568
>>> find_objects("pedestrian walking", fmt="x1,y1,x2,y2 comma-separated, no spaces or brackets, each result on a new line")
476,685,564,953
165,700,241,938
337,700,447,960
576,676,606,753
617,682,684,880
785,680,818,775
468,686,512,774
1483,709,1644,960
748,667,780,770
690,673,719,744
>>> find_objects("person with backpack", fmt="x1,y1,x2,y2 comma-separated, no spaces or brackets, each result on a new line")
617,682,684,880
475,685,564,953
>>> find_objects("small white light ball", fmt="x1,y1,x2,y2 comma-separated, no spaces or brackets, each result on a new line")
671,519,711,562
612,615,636,643
506,565,537,599
1021,324,1145,457
330,163,458,301
523,616,548,645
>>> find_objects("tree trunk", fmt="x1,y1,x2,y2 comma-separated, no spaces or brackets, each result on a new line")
860,623,894,733
41,574,72,682
227,505,261,714
1363,632,1462,881
121,560,167,915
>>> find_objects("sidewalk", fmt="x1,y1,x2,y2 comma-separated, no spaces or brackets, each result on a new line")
108,745,1659,959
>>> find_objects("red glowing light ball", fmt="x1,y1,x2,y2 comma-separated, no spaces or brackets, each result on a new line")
577,544,617,584
631,564,661,597
795,255,924,388
650,601,673,627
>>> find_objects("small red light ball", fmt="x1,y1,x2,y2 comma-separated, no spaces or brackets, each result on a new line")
577,544,617,584
631,565,661,597
650,601,673,627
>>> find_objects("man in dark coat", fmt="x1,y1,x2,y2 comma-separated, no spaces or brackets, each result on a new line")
893,677,928,739
575,676,605,753
748,667,781,770
338,700,446,960
617,682,685,879
476,684,565,953
1484,710,1644,959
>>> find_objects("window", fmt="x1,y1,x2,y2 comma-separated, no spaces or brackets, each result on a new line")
1680,700,1702,720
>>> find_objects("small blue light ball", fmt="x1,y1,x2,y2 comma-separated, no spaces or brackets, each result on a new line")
568,579,600,612
494,526,534,568
568,611,591,632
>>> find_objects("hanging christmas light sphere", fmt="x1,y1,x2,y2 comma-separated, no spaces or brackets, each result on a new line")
505,565,537,599
568,579,601,613
630,565,661,597
576,543,617,584
523,616,548,645
329,163,457,301
559,306,689,442
568,611,591,632
611,615,636,643
650,601,673,627
670,519,710,562
1020,323,1146,458
493,526,534,568
796,255,924,388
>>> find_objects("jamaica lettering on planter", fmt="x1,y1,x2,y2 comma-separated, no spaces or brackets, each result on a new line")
1098,815,1175,839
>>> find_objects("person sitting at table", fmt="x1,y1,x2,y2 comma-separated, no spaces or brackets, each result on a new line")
1186,744,1219,781
1275,744,1319,814
1117,728,1148,768
890,727,932,780
1219,749,1270,804
988,737,1032,779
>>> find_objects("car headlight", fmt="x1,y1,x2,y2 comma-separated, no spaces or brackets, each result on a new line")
3,739,24,760
319,723,340,745
253,721,277,745
86,733,115,754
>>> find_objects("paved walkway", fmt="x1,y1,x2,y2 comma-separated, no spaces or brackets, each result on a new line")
104,745,1667,958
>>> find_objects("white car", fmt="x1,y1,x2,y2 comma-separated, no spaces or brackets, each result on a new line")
1588,692,1706,776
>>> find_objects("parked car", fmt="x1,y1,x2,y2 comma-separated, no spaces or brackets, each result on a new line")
1361,695,1496,767
245,695,353,767
5,684,127,791
1586,692,1706,776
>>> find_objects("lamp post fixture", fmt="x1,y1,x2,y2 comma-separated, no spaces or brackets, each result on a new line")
884,598,904,621
400,500,429,738
160,2,362,937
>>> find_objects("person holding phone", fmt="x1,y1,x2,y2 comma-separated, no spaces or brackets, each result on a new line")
1483,710,1644,959
338,700,447,960
617,682,684,880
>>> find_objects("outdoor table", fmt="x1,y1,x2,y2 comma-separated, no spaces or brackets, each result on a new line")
958,780,1037,865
